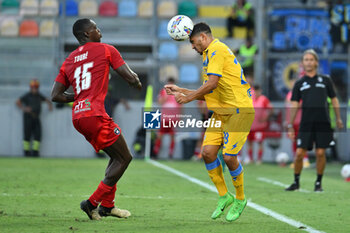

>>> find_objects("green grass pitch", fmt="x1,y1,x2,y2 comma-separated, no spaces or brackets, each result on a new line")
0,157,349,233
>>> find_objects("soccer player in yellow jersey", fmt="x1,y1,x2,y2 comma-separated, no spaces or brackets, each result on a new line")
165,23,255,222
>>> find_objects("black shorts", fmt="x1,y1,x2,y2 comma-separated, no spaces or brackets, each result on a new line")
297,122,333,150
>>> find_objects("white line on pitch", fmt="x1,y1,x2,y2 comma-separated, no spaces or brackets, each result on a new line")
148,159,325,233
257,177,311,193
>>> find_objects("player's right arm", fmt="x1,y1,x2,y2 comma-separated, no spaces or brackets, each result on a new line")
164,84,205,100
115,64,142,90
51,82,75,103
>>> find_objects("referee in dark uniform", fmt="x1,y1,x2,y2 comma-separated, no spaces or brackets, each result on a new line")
285,49,344,192
16,79,52,157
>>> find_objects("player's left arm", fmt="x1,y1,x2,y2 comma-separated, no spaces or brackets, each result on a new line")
327,76,344,129
115,64,142,90
174,75,219,104
331,97,344,129
51,82,75,103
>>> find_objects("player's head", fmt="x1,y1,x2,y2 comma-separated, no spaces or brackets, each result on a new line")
30,79,40,93
189,22,213,55
167,77,176,84
253,84,261,96
73,18,102,45
302,49,318,72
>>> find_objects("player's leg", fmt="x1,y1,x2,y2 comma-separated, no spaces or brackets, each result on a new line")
314,148,326,192
153,132,163,158
223,113,254,222
23,115,31,157
246,133,254,163
285,148,307,191
32,117,41,157
202,143,233,219
256,132,264,164
98,133,132,218
169,132,175,159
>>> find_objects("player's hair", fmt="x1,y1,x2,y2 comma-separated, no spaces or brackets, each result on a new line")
302,49,319,61
253,84,261,91
167,77,175,83
73,18,92,42
190,22,212,38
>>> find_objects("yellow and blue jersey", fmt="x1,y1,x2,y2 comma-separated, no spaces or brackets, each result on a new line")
202,39,254,115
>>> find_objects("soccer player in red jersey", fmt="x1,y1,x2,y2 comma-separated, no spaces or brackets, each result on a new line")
51,19,142,220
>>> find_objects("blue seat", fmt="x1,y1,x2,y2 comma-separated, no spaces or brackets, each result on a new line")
159,42,178,60
59,0,78,16
158,20,169,39
118,0,137,17
179,64,199,83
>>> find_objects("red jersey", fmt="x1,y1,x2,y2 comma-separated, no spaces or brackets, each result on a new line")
251,94,272,131
55,42,125,120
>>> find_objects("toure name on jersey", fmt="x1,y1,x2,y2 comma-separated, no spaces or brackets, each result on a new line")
74,51,89,63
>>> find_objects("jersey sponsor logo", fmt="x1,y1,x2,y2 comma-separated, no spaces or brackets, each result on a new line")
247,88,252,98
300,82,311,91
114,127,120,135
143,110,161,129
74,99,91,114
315,83,325,88
297,138,301,146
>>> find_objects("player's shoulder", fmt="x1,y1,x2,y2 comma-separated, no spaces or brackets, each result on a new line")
318,74,332,82
294,77,306,86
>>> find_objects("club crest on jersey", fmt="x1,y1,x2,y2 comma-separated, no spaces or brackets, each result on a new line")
318,76,323,82
143,110,161,129
114,127,120,135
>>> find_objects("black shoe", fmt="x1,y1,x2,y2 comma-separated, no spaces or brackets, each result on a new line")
24,151,31,157
32,151,39,157
314,182,323,192
285,182,299,191
80,200,101,220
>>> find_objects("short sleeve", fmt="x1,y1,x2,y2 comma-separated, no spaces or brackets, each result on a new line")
105,44,125,70
291,81,301,102
326,77,336,98
158,89,166,99
55,62,70,88
206,49,224,77
39,93,46,101
20,93,28,103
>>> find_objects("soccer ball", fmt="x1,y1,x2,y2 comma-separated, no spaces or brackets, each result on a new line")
276,152,289,165
167,15,194,41
340,164,350,178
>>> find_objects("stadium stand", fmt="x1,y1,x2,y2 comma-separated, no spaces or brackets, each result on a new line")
158,20,169,39
119,0,137,17
40,20,58,37
40,0,58,16
138,0,153,18
157,0,177,18
178,1,197,17
78,0,98,16
179,43,198,60
179,64,199,84
198,5,230,18
99,0,118,17
0,0,20,14
159,64,179,83
59,0,78,16
159,42,178,60
0,18,19,37
19,0,39,16
19,20,39,37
